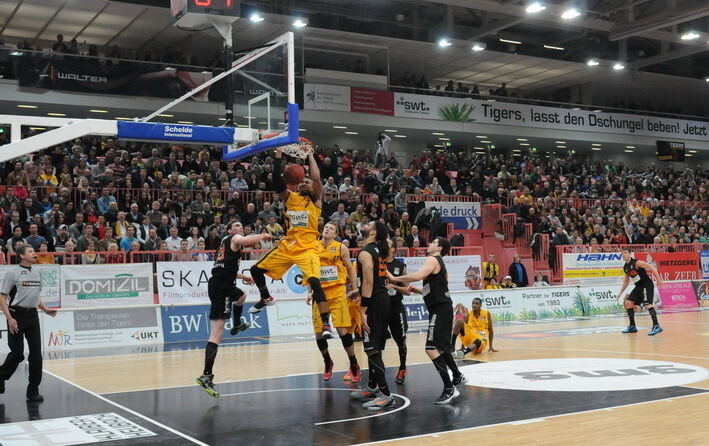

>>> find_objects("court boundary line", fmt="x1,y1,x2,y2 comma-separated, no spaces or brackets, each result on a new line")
44,370,210,446
219,387,411,425
352,390,709,446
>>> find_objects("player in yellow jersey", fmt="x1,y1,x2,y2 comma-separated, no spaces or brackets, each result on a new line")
309,222,361,383
249,147,333,337
451,297,498,358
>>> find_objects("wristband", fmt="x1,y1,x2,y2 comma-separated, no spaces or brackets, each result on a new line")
360,296,371,307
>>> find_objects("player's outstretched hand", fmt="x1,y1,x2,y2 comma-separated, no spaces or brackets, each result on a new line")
261,233,274,241
242,277,255,286
407,285,422,294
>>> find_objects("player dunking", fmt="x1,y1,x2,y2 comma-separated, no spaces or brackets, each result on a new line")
618,248,664,335
309,222,361,383
350,222,395,410
249,147,334,338
390,237,465,405
451,297,498,358
384,239,410,384
197,221,272,398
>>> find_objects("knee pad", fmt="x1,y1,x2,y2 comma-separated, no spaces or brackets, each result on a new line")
316,338,328,351
308,277,326,303
339,333,354,348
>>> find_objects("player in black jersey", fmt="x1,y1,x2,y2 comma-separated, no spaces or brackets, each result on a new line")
618,248,664,336
384,239,410,384
390,236,465,405
197,221,273,398
350,221,395,411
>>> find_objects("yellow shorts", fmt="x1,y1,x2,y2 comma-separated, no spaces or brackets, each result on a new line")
255,245,320,281
348,299,362,336
459,324,488,353
312,287,350,333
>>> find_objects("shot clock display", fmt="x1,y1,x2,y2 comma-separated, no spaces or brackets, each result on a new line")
171,0,240,27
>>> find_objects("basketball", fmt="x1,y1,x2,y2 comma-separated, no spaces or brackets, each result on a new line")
283,164,305,185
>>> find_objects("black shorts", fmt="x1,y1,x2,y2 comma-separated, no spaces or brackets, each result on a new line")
208,276,244,320
426,302,454,352
628,282,655,306
388,299,408,345
363,294,391,353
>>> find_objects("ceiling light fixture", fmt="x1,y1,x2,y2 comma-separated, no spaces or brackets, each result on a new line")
689,150,697,153
333,125,347,129
613,63,625,70
438,38,452,47
544,45,565,51
475,135,488,139
472,43,486,52
626,145,635,149
481,140,493,144
624,149,634,153
394,135,407,138
29,127,46,131
157,113,174,117
250,12,265,22
681,31,700,40
384,129,398,132
520,143,530,146
555,141,566,144
525,2,546,14
561,8,581,19
114,117,133,121
345,131,359,135
587,59,599,66
89,109,108,113
556,145,566,148
293,18,308,28
47,112,66,116
432,132,445,136
516,138,528,141
592,143,602,146
177,121,194,124
438,137,451,141
17,105,37,109
299,128,307,132
591,147,602,151
499,38,522,45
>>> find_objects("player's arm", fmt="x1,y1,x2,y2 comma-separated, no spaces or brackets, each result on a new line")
487,313,497,352
272,148,290,202
386,265,411,295
307,149,323,207
358,250,373,332
231,233,273,250
341,244,358,291
388,256,437,283
236,274,255,286
617,275,630,301
635,260,663,285
0,293,17,334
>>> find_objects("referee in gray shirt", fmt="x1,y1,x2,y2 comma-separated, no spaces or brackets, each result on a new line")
0,245,57,403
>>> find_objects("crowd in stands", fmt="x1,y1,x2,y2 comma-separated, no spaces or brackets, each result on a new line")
0,125,706,281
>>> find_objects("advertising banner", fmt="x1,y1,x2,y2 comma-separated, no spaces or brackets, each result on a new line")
160,303,269,343
401,255,483,306
657,282,698,309
41,307,163,350
701,251,709,279
0,264,60,308
19,57,213,101
61,263,154,308
116,121,235,144
424,201,481,230
392,92,709,141
690,281,709,307
266,299,314,336
350,87,394,115
157,260,309,305
303,83,351,111
562,252,624,285
636,252,699,281
449,286,580,322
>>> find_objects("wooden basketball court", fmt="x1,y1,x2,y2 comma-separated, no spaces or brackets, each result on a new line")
1,309,707,445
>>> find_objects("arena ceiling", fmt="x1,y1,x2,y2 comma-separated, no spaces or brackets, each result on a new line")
1,0,708,93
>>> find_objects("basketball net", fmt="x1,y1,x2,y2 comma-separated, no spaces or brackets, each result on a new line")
260,131,313,159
